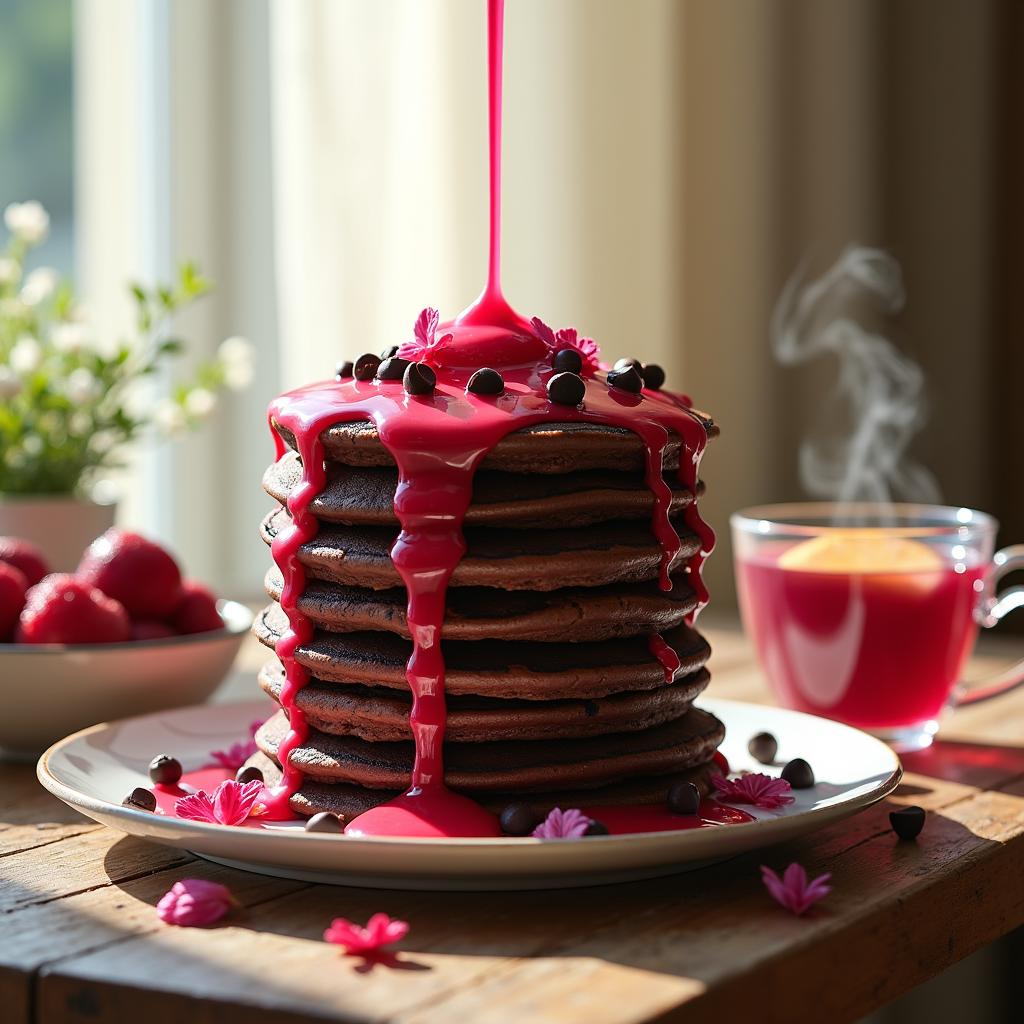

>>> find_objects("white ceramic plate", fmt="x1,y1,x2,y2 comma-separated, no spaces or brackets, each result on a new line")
38,697,901,891
1,601,252,758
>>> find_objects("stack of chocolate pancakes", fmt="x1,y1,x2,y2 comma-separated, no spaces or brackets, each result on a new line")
250,414,724,820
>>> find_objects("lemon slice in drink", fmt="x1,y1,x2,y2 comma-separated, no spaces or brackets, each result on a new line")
778,531,943,575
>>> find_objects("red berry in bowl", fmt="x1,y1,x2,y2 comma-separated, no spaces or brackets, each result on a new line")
172,581,223,635
0,537,49,587
131,620,177,642
17,574,131,645
77,530,182,619
0,562,28,640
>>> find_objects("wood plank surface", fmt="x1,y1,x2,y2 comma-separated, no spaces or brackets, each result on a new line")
2,625,1022,1024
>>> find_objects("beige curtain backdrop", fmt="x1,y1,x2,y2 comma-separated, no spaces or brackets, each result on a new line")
270,0,1008,612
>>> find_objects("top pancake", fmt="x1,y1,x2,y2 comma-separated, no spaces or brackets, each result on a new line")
273,414,717,475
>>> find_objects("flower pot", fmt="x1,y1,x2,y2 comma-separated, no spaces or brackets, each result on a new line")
0,494,117,573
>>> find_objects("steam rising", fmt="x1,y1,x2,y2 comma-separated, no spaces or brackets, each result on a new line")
771,246,940,506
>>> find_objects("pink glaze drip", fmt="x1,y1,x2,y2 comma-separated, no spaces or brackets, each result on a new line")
261,0,716,836
648,632,683,683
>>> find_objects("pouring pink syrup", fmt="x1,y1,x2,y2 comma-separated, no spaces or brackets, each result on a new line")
208,0,734,838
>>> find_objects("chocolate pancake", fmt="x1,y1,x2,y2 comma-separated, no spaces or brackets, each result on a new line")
258,659,710,742
247,750,719,820
254,603,712,699
264,568,697,642
261,508,699,591
255,706,725,792
264,451,701,529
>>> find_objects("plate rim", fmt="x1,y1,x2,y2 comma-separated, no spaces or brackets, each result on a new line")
37,696,903,852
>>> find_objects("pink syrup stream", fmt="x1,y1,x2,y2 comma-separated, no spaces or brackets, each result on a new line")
259,0,717,837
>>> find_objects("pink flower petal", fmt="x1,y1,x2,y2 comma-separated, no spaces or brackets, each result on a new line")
157,879,234,927
175,779,263,826
711,772,795,810
761,863,831,916
532,807,592,839
204,720,262,771
324,913,409,955
531,318,602,375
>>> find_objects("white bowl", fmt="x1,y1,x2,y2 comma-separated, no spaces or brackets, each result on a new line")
0,600,253,758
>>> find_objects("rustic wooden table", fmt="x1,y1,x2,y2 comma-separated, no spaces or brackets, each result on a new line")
3,624,1023,1024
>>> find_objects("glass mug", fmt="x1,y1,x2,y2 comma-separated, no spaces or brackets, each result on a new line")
731,503,1024,751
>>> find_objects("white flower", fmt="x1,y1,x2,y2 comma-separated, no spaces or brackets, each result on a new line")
0,365,22,400
89,429,118,453
0,257,19,286
64,367,101,405
19,266,59,306
155,399,187,436
0,298,27,319
184,387,217,419
68,411,92,436
4,201,50,245
10,335,43,375
22,434,43,456
217,335,255,390
51,322,92,354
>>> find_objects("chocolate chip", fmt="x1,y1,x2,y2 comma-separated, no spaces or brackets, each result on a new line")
235,766,264,785
467,367,504,395
499,803,542,836
613,357,642,371
667,781,701,815
403,361,436,395
304,811,345,833
148,754,182,785
547,371,585,406
335,360,354,380
748,731,779,765
889,805,925,840
380,344,400,359
585,819,610,836
553,348,583,374
781,758,815,789
376,356,411,381
607,365,643,394
353,353,381,381
122,787,157,812
640,363,666,390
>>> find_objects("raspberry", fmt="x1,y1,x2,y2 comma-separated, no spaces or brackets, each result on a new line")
77,529,182,619
0,536,49,587
0,562,28,640
17,574,130,644
171,581,223,635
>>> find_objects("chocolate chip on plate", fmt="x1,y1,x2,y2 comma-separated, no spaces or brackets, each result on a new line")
304,811,345,834
585,819,610,836
748,731,779,765
613,357,642,372
123,787,157,812
148,754,182,786
353,353,381,381
335,360,354,380
889,805,926,840
467,367,504,395
607,365,643,394
235,766,264,785
376,356,411,381
500,803,542,837
380,344,400,359
781,758,815,789
667,781,701,815
553,348,583,374
640,363,666,390
403,361,436,395
547,371,586,406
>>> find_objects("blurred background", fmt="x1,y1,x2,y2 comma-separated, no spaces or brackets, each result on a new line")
1,1,1021,1020
3,0,1021,612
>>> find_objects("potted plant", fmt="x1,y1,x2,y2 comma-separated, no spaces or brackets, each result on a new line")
0,200,253,569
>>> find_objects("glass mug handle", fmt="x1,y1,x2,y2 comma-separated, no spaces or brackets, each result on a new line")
955,544,1024,706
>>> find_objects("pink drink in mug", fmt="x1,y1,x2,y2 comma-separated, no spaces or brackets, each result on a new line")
732,504,1024,750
